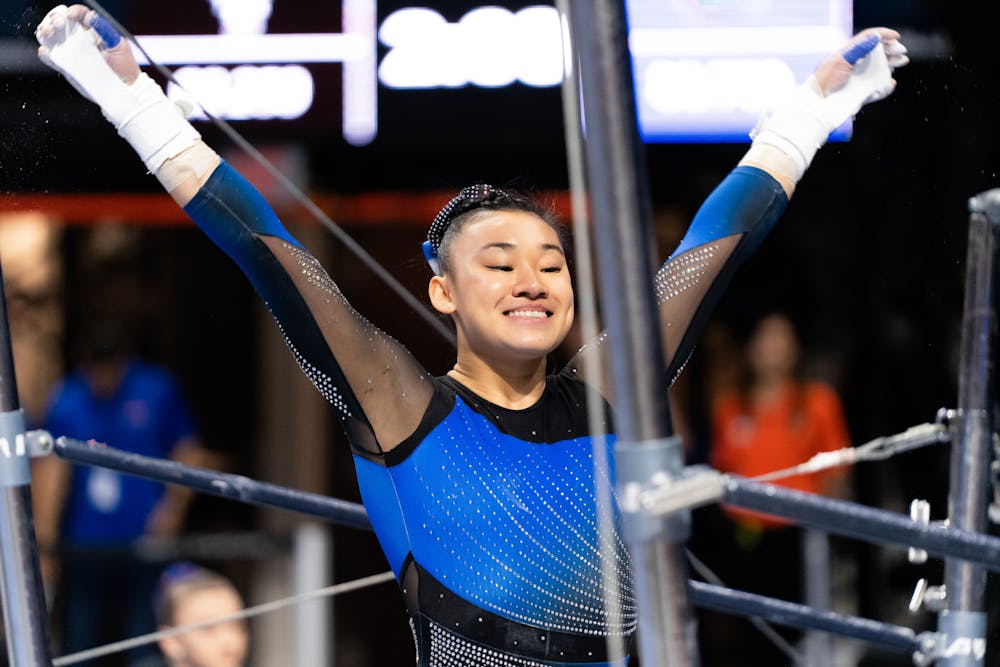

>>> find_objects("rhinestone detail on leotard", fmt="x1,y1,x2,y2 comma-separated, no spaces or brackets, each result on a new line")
653,243,719,302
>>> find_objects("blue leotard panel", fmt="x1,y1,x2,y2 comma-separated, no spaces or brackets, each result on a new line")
356,375,633,665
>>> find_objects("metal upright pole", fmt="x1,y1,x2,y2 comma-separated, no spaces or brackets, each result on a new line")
0,259,53,666
564,2,697,665
802,528,833,667
939,189,1000,666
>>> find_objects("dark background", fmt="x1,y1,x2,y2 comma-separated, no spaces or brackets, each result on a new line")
1,0,999,665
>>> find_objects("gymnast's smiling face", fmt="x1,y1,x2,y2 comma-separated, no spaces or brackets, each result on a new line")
429,210,574,366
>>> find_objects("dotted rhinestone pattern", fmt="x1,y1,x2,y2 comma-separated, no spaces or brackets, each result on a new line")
275,319,352,417
385,395,636,638
274,240,358,417
428,621,565,667
653,243,719,303
283,240,346,300
426,184,510,257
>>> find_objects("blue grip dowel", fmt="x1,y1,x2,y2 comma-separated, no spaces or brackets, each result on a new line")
89,14,121,48
843,34,880,66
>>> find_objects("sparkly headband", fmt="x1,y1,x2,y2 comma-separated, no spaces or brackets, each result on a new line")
422,184,512,276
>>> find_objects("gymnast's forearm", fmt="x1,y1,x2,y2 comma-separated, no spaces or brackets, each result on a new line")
35,7,435,449
181,160,437,448
33,5,334,372
739,27,908,198
657,166,787,382
35,5,214,205
159,142,222,207
657,27,909,383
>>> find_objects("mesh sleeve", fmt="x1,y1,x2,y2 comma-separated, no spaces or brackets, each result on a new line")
565,166,788,402
183,162,434,457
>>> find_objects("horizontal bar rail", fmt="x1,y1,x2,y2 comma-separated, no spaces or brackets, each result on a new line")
52,434,947,656
54,437,372,531
723,477,1000,571
690,581,925,654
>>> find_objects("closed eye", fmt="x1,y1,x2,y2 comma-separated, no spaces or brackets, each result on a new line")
487,265,513,272
541,267,563,273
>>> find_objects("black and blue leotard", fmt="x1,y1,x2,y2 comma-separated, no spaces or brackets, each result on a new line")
182,162,787,666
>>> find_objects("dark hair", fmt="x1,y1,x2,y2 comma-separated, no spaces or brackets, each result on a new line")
736,311,806,418
423,184,568,276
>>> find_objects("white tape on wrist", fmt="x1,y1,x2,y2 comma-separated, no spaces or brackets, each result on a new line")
115,73,201,173
37,8,201,175
740,142,801,188
749,83,828,181
749,44,894,180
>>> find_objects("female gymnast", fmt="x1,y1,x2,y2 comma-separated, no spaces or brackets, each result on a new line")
35,6,907,665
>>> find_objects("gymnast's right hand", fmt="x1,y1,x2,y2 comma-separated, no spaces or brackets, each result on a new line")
36,5,139,112
35,4,201,176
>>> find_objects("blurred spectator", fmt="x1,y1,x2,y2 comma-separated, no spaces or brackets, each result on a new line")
707,311,850,664
32,320,205,666
151,562,248,667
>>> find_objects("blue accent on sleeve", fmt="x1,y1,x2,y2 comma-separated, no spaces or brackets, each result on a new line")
843,34,880,66
669,166,787,260
89,15,121,48
662,166,788,384
183,161,302,262
182,160,372,429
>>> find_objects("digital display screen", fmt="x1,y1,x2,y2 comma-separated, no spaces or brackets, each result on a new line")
125,0,375,145
113,1,853,146
627,0,854,142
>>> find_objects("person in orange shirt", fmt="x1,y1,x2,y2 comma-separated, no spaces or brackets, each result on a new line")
707,311,850,664
712,312,850,529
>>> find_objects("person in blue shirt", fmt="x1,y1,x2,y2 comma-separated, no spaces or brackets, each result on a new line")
35,5,906,665
33,320,204,666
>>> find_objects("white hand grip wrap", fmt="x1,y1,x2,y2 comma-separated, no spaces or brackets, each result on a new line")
750,43,893,180
114,73,201,174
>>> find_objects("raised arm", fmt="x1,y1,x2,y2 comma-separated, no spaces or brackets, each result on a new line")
567,29,908,400
36,5,434,456
657,28,907,382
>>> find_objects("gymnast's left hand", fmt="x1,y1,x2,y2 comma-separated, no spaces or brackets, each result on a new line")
744,27,909,183
811,28,909,115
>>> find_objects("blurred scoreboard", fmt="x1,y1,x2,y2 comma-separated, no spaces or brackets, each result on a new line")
120,0,852,146
628,0,853,142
